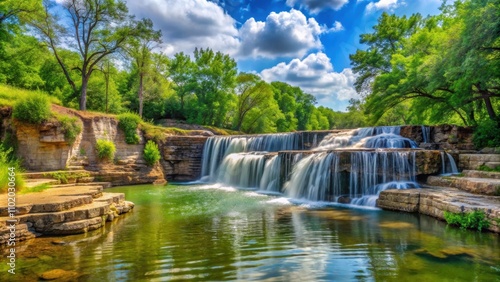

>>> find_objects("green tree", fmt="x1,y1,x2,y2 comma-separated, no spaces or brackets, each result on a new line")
28,0,141,111
168,52,196,119
124,18,162,117
189,48,237,127
234,73,284,133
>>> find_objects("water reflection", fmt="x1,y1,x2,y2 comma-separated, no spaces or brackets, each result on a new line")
1,184,499,281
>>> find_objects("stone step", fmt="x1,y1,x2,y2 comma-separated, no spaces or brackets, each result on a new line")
459,154,500,170
49,182,112,189
94,192,125,204
22,170,91,179
0,186,104,216
25,178,60,188
67,165,85,170
427,175,500,196
462,170,500,179
0,201,110,230
377,187,500,233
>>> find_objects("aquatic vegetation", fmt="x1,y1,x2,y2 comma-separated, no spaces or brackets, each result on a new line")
444,210,490,232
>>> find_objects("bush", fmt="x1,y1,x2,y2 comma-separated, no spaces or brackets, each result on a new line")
473,119,500,149
118,113,142,144
144,140,161,166
96,139,116,161
0,145,25,194
444,210,490,232
57,115,82,144
12,93,52,124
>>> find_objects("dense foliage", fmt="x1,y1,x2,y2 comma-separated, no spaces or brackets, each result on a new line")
118,113,142,144
12,93,51,124
444,210,490,232
143,140,161,166
56,114,82,144
96,139,116,161
0,145,25,193
0,0,498,139
350,0,499,131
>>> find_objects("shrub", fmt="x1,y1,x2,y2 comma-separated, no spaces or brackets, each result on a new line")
144,140,161,166
56,114,82,144
0,145,25,194
118,113,142,144
473,119,500,149
96,139,116,161
444,210,490,232
12,93,52,124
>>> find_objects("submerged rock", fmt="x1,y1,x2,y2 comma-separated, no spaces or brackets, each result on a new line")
39,269,79,281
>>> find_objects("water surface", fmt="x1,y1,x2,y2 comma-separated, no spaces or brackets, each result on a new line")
2,184,499,281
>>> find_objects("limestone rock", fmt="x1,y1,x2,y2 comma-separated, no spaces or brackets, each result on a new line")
39,269,79,281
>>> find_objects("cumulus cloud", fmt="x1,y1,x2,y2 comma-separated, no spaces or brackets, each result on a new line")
365,0,404,14
260,53,359,104
286,0,349,14
238,9,332,58
126,0,240,56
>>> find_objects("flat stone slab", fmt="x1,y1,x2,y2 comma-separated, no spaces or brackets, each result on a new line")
427,176,500,195
377,187,500,233
0,186,104,216
25,178,60,188
463,170,500,179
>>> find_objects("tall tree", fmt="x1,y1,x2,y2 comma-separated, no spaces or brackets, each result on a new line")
234,73,282,132
124,18,162,117
168,52,195,118
28,0,141,110
190,48,237,127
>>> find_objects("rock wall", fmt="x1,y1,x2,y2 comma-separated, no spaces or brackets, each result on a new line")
0,107,166,186
459,154,500,170
377,188,500,233
400,125,474,151
159,136,209,181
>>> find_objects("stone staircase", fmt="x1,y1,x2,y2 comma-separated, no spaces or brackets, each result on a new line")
378,166,500,233
0,182,134,245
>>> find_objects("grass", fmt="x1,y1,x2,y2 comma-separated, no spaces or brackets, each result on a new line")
0,84,60,107
19,183,51,194
43,171,90,184
478,164,500,173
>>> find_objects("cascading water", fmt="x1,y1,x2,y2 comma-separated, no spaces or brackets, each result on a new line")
200,126,425,207
201,133,300,181
440,152,459,175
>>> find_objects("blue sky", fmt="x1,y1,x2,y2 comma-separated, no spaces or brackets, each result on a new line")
125,0,442,111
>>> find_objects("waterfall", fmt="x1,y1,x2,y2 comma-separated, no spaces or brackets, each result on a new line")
259,155,282,193
315,126,416,150
440,152,459,175
284,152,341,202
201,133,300,181
200,126,423,208
283,151,418,206
215,153,266,188
421,126,430,143
349,151,417,206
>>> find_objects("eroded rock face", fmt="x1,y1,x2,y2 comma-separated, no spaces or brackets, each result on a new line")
400,125,474,151
459,154,500,170
159,136,209,181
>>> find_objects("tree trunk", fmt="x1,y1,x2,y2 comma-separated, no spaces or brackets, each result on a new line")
139,72,144,118
483,96,497,121
80,75,89,111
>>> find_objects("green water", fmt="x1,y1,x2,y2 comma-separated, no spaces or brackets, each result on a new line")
2,184,500,281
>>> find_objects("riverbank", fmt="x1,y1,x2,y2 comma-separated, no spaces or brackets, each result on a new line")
0,181,134,244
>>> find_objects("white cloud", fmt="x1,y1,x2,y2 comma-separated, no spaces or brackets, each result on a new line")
260,52,359,105
238,9,330,58
330,21,344,32
365,0,404,14
126,0,240,56
286,0,349,14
